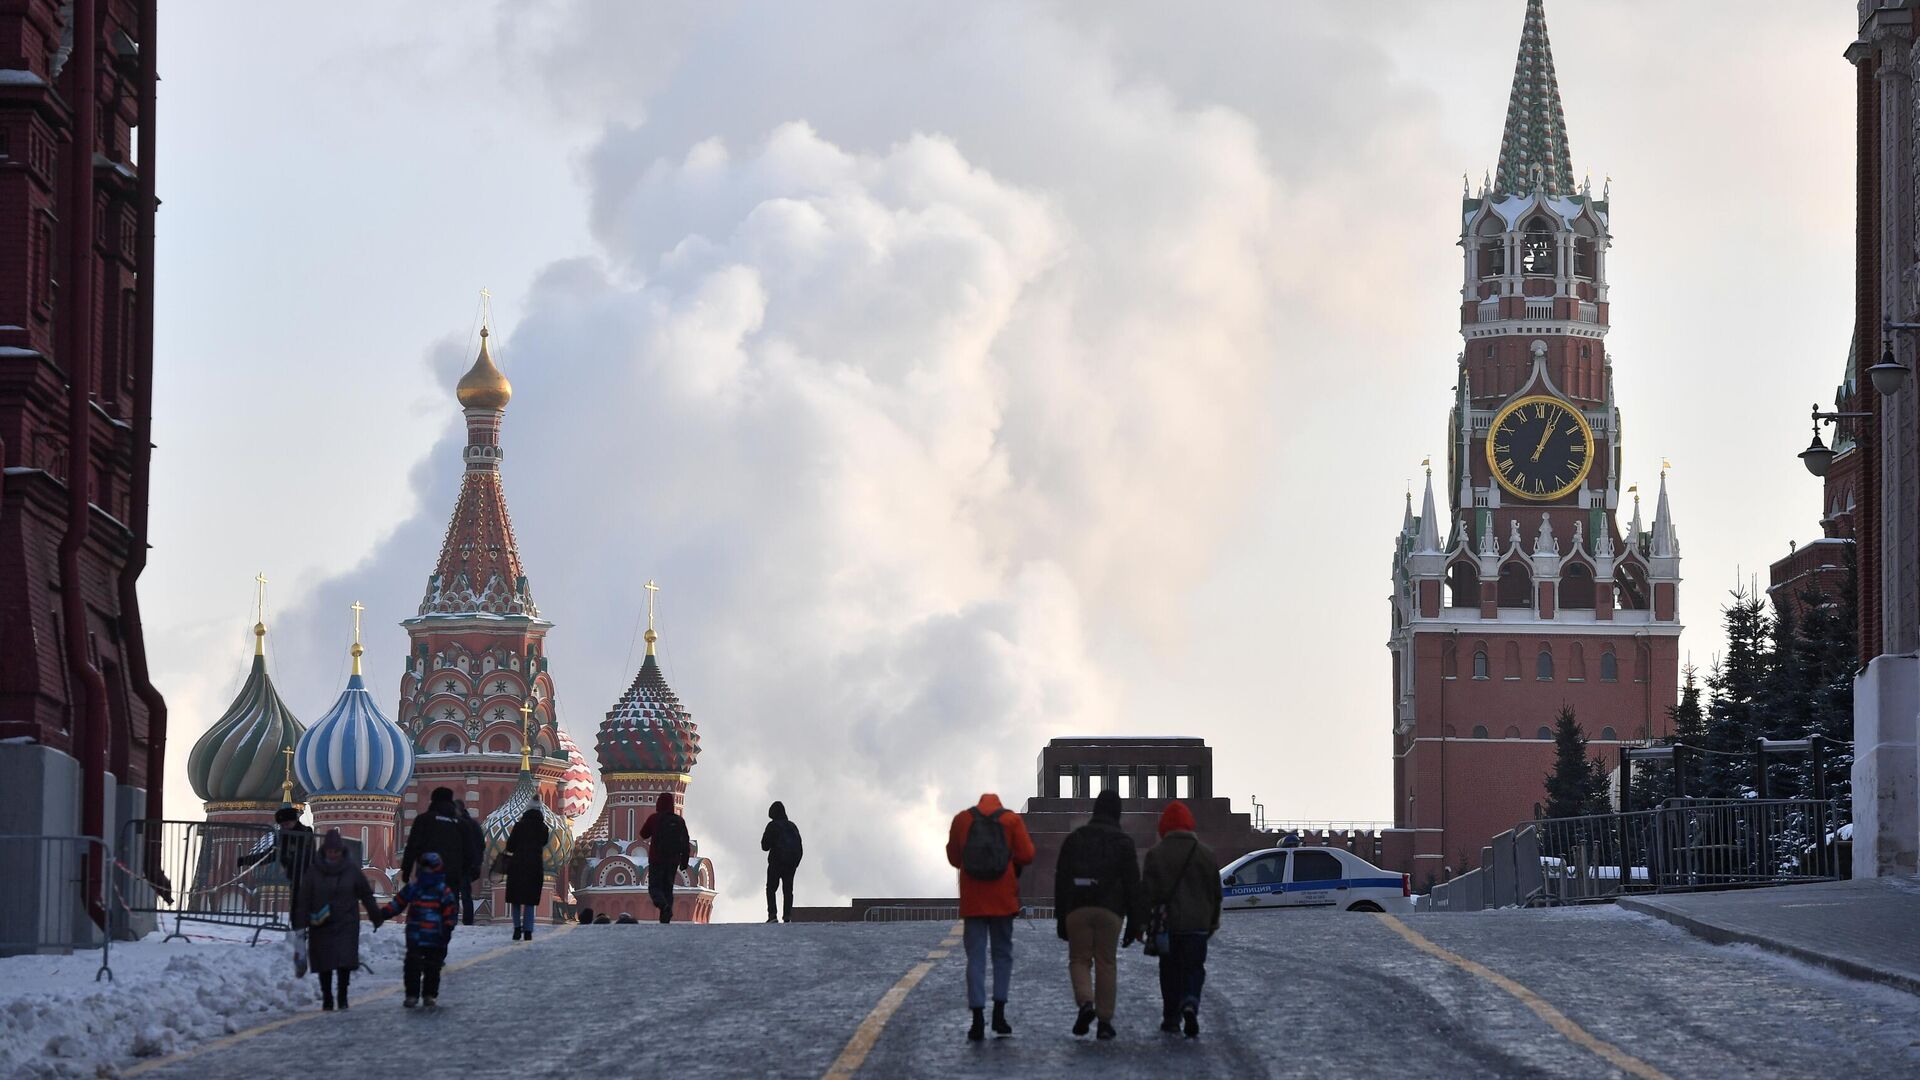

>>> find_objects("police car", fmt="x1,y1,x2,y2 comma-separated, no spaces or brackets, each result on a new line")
1218,837,1412,913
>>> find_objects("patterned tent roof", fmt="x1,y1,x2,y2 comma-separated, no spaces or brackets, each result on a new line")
295,667,414,797
595,646,700,775
483,767,574,877
1493,0,1575,197
187,630,306,804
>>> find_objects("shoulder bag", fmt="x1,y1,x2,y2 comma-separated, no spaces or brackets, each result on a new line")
1142,841,1199,958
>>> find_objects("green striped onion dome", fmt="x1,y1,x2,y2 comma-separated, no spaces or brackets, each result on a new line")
483,767,574,878
188,638,307,805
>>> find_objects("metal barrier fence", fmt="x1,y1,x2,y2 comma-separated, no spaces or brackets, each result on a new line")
115,819,299,944
861,905,1055,923
1531,798,1842,905
0,835,113,981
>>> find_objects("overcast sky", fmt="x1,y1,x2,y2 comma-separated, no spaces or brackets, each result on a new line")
148,1,1856,919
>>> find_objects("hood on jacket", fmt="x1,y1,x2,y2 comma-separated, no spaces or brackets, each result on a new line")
656,792,676,816
1091,788,1122,825
769,801,787,821
1158,800,1196,838
974,793,1005,815
518,806,542,825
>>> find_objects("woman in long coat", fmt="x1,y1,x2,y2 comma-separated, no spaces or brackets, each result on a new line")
292,829,381,1010
504,806,549,941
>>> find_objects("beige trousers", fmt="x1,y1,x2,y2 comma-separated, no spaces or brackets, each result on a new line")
1065,906,1123,1020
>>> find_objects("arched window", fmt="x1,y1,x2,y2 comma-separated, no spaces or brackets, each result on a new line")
1536,726,1553,740
1573,236,1595,278
1599,726,1618,741
1569,642,1587,680
1561,563,1596,609
1522,217,1557,275
1498,562,1533,608
487,734,513,754
1504,725,1521,739
1442,642,1458,679
1599,649,1619,682
1449,562,1481,608
1471,725,1489,739
1504,641,1522,680
1472,650,1489,680
438,735,461,753
1536,648,1554,680
1615,563,1650,611
1481,240,1505,279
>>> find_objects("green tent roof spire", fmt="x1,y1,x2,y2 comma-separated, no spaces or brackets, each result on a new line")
1493,0,1575,197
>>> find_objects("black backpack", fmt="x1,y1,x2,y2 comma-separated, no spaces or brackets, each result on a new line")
1057,827,1112,895
770,821,803,868
655,815,691,865
962,808,1012,881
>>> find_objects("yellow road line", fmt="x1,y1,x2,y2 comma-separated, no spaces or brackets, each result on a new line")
122,924,575,1077
821,921,960,1080
1377,915,1673,1080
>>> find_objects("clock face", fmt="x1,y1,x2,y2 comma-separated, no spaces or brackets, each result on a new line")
1486,395,1594,501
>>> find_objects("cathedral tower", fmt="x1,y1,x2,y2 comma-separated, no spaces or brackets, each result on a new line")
1389,0,1682,879
396,325,572,839
186,612,305,828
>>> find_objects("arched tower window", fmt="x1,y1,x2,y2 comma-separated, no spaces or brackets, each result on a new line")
1569,642,1587,680
1480,239,1505,279
438,735,461,753
1536,726,1553,740
1561,563,1596,609
1498,562,1533,608
1536,648,1554,680
1599,648,1619,682
1522,217,1557,276
1504,725,1521,739
1472,650,1489,680
1573,236,1595,278
1615,563,1650,611
1449,562,1481,608
1503,641,1522,680
1471,725,1489,739
1599,726,1617,741
487,734,513,754
1443,642,1458,679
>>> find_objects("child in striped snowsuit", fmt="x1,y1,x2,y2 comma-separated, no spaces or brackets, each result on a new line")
380,850,459,1007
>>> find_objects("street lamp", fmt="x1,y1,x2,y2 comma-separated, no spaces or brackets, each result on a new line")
1875,322,1919,395
1799,403,1872,478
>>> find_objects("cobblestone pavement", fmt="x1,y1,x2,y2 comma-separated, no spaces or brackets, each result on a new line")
133,908,1920,1079
1621,877,1920,994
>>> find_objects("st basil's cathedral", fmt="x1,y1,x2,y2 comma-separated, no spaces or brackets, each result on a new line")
184,325,717,920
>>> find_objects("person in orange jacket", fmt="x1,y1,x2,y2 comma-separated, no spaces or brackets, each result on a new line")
946,792,1036,1042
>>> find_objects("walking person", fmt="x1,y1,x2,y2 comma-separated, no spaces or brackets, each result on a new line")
1141,800,1220,1039
379,850,459,1009
504,804,550,941
454,800,485,925
292,829,382,1011
945,792,1035,1042
1053,788,1142,1040
760,801,803,924
638,792,691,923
399,788,471,892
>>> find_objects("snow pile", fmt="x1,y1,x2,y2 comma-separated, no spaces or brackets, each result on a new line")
0,923,508,1078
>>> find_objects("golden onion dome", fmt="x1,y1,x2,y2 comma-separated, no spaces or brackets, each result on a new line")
456,327,512,409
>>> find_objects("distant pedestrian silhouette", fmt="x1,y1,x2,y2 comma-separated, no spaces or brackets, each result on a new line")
761,801,804,923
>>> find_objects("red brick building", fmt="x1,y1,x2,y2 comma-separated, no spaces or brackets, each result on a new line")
1388,0,1682,878
0,1,165,873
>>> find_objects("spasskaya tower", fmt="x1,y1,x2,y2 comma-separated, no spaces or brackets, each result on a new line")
1388,0,1682,879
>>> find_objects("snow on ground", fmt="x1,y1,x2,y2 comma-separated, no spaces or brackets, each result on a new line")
0,919,514,1079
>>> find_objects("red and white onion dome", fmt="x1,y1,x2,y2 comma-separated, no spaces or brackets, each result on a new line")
555,726,596,821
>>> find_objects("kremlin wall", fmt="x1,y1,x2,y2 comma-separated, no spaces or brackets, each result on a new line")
185,330,716,922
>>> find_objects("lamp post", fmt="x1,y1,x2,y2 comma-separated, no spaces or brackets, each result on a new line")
1873,321,1918,396
1799,404,1873,478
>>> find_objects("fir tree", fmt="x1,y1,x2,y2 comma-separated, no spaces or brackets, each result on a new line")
1629,664,1704,810
1763,556,1856,816
1703,584,1773,798
1542,706,1609,819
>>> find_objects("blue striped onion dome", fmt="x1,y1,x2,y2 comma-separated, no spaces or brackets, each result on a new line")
483,768,574,877
187,635,306,804
295,669,414,797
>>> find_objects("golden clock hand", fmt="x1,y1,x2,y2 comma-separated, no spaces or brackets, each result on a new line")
1530,420,1553,462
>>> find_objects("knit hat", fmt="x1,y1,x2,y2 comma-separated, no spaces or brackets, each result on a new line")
420,851,444,871
1092,788,1122,824
1157,800,1196,838
319,828,347,856
431,787,455,803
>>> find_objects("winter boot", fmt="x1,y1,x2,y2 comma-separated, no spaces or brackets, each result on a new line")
337,971,351,1010
1072,1002,1096,1036
403,996,419,1009
321,999,334,1012
1181,1005,1199,1039
1096,1020,1117,1041
991,1001,1012,1037
512,928,523,942
423,996,437,1009
1160,1012,1180,1034
967,1007,986,1042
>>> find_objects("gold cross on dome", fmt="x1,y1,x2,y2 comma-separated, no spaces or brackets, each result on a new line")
644,579,660,630
254,573,268,621
517,699,535,771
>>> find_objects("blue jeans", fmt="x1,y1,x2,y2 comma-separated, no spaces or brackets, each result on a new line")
963,916,1014,1009
512,904,535,933
1157,931,1209,1015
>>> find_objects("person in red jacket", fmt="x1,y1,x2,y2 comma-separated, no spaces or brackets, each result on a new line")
946,792,1035,1042
639,792,692,924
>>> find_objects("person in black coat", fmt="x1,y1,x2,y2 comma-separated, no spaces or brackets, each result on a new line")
401,788,471,889
240,806,314,916
1053,788,1143,1040
292,829,382,1010
454,800,484,925
504,806,549,941
760,801,804,924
